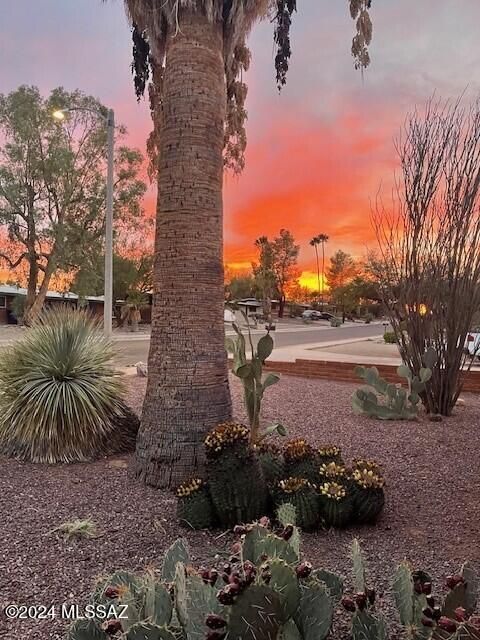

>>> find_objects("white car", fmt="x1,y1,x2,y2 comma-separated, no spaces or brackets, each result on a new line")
465,330,480,360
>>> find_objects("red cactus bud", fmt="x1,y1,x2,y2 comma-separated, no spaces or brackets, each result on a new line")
206,632,227,640
104,586,120,599
222,563,232,575
422,582,432,595
366,588,376,605
414,580,423,594
355,592,367,611
243,561,256,574
454,607,466,622
422,607,433,619
217,588,235,606
282,524,294,541
295,562,313,580
208,569,218,586
446,575,464,590
432,607,442,621
233,525,247,535
230,542,242,556
227,582,241,596
426,595,435,608
259,516,270,528
229,573,241,585
421,617,434,628
341,596,356,612
438,617,457,633
205,614,227,630
103,619,122,636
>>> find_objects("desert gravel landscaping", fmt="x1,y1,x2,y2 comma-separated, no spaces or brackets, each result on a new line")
1,373,479,639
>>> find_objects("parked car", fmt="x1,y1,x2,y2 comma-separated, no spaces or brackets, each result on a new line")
301,310,335,321
465,329,480,361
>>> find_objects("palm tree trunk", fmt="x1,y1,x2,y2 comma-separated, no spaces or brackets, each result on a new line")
314,245,320,305
136,12,232,488
321,242,326,307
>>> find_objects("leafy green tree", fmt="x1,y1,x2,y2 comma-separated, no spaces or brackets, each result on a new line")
272,229,300,318
225,274,256,301
0,86,147,325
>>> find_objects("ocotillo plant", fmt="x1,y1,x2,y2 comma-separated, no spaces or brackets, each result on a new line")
225,309,285,442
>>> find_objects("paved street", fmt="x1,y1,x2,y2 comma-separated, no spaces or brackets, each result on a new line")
113,322,384,366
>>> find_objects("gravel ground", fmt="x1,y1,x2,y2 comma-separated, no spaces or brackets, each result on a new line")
1,374,479,639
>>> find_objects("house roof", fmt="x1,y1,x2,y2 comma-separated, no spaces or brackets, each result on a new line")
0,284,104,302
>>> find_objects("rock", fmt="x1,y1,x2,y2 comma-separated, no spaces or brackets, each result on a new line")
135,361,148,377
456,397,466,409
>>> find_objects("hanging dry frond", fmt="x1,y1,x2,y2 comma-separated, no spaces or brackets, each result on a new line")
273,0,297,90
350,0,373,70
131,23,151,100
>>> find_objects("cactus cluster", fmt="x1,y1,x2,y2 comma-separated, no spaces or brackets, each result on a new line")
177,430,385,531
67,519,478,640
68,516,341,640
352,350,437,420
340,540,479,640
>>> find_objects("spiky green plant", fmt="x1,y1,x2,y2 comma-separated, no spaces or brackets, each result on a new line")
176,478,215,530
275,477,320,531
0,308,127,463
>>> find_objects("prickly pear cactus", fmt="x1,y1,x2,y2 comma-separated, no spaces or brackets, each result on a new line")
274,477,320,531
318,482,354,528
176,478,215,530
205,422,267,527
283,439,320,483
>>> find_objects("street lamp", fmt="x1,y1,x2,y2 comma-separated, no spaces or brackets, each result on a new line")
53,107,115,338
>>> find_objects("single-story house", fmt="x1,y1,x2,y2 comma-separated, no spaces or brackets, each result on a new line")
0,284,105,324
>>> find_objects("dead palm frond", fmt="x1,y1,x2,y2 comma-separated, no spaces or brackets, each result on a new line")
48,517,99,541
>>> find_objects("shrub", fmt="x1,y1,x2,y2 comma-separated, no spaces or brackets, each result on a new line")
10,293,26,323
330,317,342,327
49,518,97,541
0,307,135,463
364,313,373,324
383,331,396,344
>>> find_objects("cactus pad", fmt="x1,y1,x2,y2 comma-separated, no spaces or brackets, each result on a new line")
267,558,301,622
126,623,177,640
226,585,282,640
67,619,108,640
162,539,190,583
351,610,387,640
294,580,333,640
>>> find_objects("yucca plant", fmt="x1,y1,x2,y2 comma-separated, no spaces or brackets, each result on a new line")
0,307,130,463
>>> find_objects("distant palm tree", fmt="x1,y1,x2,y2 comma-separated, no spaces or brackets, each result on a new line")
310,234,329,305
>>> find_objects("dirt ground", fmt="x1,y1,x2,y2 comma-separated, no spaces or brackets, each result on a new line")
1,374,479,639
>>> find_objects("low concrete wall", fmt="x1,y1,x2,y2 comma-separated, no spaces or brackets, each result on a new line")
264,359,480,393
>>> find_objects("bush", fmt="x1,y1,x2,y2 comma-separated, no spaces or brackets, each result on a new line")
383,331,396,344
10,293,26,323
364,312,374,324
330,317,342,327
0,307,136,463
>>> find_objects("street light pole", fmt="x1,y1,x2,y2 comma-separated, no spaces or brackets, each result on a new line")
104,109,115,338
53,106,115,337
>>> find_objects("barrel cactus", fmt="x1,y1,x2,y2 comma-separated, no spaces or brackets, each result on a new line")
319,481,354,528
283,439,319,483
255,441,285,487
318,461,347,482
274,477,320,531
176,478,215,530
351,463,385,524
205,422,267,527
318,444,343,465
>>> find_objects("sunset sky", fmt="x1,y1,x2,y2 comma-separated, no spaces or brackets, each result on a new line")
1,1,480,288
